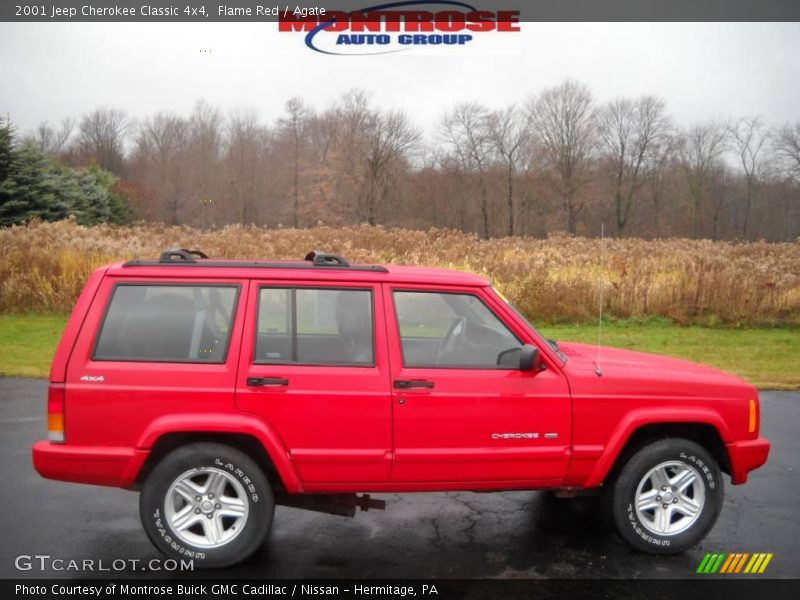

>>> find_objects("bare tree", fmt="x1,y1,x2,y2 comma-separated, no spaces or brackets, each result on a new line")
361,108,420,226
441,103,492,238
678,121,728,238
226,109,263,225
77,108,129,175
771,122,800,241
188,100,224,227
487,105,529,236
134,112,188,224
774,121,800,182
527,80,596,235
330,89,373,221
649,135,679,237
728,116,769,239
708,165,730,240
29,118,74,155
278,97,311,228
598,95,671,235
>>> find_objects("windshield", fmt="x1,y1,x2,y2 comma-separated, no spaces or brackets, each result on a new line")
491,287,567,363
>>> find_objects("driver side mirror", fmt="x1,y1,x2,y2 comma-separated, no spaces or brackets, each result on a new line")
519,344,541,371
497,344,541,371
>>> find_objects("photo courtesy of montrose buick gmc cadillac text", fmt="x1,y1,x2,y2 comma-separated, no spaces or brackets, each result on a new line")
32,249,770,567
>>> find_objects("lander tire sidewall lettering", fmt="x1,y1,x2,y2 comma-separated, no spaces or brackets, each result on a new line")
613,439,723,553
141,444,274,567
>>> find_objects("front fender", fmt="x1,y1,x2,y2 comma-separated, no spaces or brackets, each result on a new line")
579,407,732,488
136,413,304,493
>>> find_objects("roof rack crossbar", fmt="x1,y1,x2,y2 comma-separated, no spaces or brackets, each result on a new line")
305,250,350,267
159,248,209,264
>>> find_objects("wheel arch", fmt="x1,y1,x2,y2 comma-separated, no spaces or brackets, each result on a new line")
133,432,285,492
597,422,731,489
132,414,303,493
584,409,733,489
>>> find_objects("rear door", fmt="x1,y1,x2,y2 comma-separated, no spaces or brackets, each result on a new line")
65,278,245,449
236,280,393,485
385,285,572,484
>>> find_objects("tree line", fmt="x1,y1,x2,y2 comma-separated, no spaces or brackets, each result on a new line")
5,80,800,240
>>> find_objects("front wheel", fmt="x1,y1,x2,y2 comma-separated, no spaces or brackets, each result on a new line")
140,442,274,568
605,438,724,554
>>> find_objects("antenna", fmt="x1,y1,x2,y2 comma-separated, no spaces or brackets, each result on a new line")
594,222,604,377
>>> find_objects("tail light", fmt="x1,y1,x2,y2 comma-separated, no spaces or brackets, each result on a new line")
47,383,65,443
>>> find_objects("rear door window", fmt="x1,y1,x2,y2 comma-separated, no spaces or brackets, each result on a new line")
93,284,239,363
255,287,374,366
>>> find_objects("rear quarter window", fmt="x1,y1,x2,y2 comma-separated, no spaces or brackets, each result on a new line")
93,283,239,363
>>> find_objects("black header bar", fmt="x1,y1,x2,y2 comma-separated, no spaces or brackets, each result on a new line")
3,0,800,22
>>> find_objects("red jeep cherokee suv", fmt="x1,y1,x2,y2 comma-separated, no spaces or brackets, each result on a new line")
32,249,770,567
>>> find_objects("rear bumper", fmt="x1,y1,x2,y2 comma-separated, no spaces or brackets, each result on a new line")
32,440,149,488
726,437,770,485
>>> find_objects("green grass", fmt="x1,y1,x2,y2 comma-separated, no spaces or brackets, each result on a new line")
0,314,797,389
0,314,67,378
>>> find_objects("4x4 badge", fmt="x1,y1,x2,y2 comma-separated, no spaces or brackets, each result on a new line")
79,375,104,382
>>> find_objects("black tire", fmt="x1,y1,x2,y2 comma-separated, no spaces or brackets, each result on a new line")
604,438,723,554
140,442,274,568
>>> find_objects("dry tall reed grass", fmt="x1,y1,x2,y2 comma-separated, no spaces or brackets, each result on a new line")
1,220,798,325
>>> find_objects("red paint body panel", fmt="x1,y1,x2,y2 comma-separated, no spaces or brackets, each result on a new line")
49,266,107,383
235,280,393,485
382,284,572,483
32,259,770,494
726,437,771,484
32,440,147,487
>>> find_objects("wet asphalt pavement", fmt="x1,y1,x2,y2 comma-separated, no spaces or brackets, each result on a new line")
0,378,798,579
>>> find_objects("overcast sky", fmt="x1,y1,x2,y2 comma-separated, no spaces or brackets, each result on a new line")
1,22,799,137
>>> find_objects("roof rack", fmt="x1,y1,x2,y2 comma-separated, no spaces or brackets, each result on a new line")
304,250,349,267
159,248,209,264
122,248,388,273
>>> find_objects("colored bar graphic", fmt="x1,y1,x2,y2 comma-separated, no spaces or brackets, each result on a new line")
697,553,727,573
696,553,713,573
734,553,750,573
744,554,764,573
699,552,773,574
719,554,736,573
758,554,773,573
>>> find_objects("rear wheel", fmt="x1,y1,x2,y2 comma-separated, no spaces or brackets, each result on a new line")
605,438,723,554
140,442,274,568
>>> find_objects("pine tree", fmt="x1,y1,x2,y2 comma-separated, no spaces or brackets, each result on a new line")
0,117,134,226
0,116,13,183
0,144,71,225
0,116,15,218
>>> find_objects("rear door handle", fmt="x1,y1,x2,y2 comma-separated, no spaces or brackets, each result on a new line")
394,379,434,389
247,377,289,387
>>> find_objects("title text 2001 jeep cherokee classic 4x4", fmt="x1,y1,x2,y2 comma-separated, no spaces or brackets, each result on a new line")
32,249,770,567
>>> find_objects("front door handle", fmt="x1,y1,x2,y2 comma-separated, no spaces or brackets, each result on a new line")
394,379,434,389
247,377,289,387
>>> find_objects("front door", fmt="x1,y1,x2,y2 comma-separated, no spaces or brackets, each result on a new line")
236,281,392,485
385,285,572,484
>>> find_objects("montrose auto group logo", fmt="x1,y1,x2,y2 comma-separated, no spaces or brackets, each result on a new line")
278,1,521,55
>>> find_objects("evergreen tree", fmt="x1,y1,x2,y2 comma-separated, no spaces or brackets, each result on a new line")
0,143,71,226
0,119,134,226
86,163,133,224
0,117,13,183
0,117,15,217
